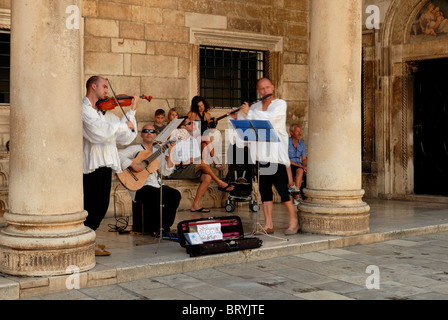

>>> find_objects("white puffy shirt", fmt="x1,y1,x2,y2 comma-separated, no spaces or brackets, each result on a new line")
171,135,202,164
82,96,137,174
235,99,290,167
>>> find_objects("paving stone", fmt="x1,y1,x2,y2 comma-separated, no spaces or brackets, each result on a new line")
79,284,146,300
296,252,342,262
294,290,354,300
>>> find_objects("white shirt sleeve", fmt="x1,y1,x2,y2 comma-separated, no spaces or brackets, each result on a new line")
115,109,138,146
82,105,129,144
118,144,142,171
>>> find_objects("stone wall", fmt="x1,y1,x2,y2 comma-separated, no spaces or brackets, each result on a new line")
82,0,309,128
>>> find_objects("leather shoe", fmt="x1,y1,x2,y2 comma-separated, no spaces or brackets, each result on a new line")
95,248,111,256
254,228,274,235
284,225,300,236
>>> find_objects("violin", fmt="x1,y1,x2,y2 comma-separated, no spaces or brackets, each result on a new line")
96,94,152,111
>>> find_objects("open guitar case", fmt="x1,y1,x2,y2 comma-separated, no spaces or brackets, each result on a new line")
177,216,262,257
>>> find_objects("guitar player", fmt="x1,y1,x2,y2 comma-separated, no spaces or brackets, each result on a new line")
118,124,181,237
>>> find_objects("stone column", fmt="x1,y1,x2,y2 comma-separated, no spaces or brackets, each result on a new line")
298,0,370,235
0,0,96,276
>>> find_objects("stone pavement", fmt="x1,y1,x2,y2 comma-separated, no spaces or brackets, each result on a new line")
20,231,448,301
2,198,448,301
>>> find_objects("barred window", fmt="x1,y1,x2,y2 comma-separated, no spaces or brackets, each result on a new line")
200,46,266,109
0,31,9,104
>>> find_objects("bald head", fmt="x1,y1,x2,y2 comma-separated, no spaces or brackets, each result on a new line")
257,77,273,86
257,77,275,98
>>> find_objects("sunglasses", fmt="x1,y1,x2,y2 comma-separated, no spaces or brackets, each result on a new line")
142,129,157,134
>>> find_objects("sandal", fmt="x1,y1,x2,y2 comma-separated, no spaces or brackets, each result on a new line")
254,227,274,235
218,184,234,192
190,207,211,213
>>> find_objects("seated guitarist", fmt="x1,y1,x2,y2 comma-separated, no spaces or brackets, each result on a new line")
118,124,181,236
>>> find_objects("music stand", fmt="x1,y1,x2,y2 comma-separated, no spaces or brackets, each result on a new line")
153,118,183,253
154,118,184,144
230,119,287,240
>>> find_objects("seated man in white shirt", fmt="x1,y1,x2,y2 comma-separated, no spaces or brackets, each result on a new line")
166,119,234,213
119,124,180,236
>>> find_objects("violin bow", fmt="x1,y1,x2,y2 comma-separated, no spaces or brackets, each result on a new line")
105,78,134,132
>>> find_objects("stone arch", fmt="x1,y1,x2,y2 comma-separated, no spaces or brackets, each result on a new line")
0,169,8,188
0,198,7,215
382,0,429,45
377,0,448,198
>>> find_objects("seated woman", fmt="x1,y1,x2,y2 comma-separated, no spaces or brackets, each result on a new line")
187,96,223,170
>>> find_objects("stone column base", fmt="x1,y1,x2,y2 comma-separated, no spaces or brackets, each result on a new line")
298,189,370,236
0,211,96,276
0,244,96,277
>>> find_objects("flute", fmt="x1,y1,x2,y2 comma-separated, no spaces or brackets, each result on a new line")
210,93,273,126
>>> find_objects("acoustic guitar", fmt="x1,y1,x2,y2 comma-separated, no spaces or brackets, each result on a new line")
117,129,189,191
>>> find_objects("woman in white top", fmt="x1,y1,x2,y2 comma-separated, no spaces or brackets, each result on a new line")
82,76,139,256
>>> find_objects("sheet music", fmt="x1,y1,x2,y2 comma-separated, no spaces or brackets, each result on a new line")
154,118,184,143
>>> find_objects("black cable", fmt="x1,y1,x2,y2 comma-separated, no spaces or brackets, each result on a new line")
108,183,130,233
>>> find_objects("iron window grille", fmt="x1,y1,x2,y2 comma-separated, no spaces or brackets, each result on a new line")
200,45,266,109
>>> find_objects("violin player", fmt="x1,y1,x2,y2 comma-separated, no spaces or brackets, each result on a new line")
82,75,140,256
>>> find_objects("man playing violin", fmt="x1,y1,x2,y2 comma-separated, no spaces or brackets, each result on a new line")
119,124,180,237
82,75,140,256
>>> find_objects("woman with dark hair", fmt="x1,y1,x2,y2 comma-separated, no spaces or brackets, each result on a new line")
188,96,211,134
187,96,223,170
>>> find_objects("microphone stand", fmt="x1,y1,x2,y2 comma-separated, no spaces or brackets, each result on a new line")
230,119,287,241
154,135,182,253
155,161,164,254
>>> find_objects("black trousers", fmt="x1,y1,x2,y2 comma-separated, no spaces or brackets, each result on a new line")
133,185,181,234
83,166,112,231
258,163,290,203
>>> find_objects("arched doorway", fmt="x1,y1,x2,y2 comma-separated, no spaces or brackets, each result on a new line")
373,0,448,200
413,58,448,196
